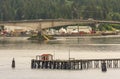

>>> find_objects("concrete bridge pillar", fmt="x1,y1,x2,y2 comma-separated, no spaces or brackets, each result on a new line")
51,21,54,27
0,25,4,30
36,22,42,31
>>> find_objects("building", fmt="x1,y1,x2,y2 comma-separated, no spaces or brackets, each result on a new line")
66,26,92,34
59,27,67,34
2,25,34,36
4,25,33,32
40,54,53,61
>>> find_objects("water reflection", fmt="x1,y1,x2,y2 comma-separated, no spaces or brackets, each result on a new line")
0,36,120,79
0,36,119,52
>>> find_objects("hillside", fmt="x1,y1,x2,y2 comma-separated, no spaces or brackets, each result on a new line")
0,0,120,21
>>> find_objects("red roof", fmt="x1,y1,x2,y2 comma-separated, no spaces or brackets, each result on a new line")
41,54,53,56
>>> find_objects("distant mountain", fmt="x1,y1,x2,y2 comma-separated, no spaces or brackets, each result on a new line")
0,0,120,21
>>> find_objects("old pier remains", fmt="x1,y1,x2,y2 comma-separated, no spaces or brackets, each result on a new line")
31,54,120,70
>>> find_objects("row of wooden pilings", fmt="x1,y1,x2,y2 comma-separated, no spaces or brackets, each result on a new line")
31,59,120,71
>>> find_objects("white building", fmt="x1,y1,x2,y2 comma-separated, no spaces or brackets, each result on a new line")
4,25,33,32
59,27,67,34
67,26,92,34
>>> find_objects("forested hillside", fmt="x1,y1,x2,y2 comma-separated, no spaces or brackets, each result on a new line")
0,0,120,21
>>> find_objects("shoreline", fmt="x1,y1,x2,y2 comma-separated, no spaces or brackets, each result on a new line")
54,34,120,39
0,35,120,42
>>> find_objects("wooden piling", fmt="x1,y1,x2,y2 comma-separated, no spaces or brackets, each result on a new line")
31,58,120,70
31,59,37,69
101,61,107,72
12,58,15,68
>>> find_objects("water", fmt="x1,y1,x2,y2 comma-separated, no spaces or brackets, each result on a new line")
0,35,120,79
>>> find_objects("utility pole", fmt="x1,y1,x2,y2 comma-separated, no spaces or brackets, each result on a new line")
1,13,3,21
54,45,55,60
68,47,70,61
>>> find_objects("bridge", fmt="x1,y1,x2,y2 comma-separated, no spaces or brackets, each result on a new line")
0,19,120,30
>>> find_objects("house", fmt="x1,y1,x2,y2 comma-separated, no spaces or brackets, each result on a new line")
59,27,67,34
40,54,53,61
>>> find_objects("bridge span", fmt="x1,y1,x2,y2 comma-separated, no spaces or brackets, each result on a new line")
0,19,120,30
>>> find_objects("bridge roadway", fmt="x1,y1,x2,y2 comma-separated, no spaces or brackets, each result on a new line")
0,19,120,30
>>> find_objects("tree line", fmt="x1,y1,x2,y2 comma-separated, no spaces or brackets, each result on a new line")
0,0,120,21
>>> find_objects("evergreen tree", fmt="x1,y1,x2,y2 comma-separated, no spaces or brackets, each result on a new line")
0,0,120,21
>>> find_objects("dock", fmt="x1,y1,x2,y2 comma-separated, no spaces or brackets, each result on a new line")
31,58,120,70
